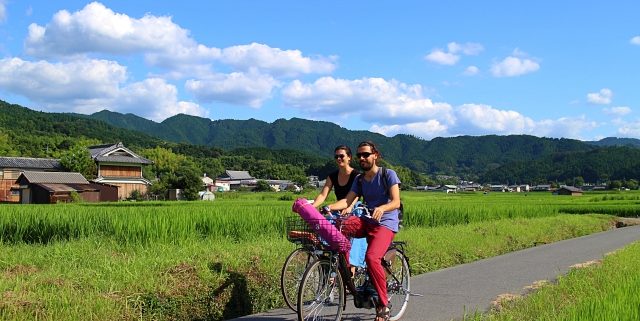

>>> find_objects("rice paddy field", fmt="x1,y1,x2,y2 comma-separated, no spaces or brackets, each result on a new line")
0,190,638,320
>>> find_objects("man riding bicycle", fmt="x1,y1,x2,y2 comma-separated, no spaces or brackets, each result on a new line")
324,140,401,321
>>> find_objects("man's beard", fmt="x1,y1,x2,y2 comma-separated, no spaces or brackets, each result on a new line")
359,162,373,171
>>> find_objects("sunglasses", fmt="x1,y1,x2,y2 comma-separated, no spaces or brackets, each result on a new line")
334,154,346,159
356,152,373,159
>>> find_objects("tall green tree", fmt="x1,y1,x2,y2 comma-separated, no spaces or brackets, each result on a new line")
59,144,97,179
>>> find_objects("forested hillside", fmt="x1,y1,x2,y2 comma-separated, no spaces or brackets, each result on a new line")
2,100,640,186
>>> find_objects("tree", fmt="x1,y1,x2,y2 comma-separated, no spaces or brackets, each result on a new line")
59,144,97,179
167,161,202,200
254,180,273,192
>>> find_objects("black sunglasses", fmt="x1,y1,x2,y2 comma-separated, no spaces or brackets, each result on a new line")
356,152,373,159
334,154,346,159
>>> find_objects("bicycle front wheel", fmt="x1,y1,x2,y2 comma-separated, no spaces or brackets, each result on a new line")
297,259,345,321
281,248,315,311
385,248,410,321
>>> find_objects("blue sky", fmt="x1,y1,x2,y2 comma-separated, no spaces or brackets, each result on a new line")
0,1,638,141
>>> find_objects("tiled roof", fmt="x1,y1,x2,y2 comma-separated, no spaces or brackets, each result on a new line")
221,170,254,180
18,171,90,184
88,142,153,165
0,157,62,170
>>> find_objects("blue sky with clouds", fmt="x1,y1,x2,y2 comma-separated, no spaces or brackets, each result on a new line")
0,1,638,141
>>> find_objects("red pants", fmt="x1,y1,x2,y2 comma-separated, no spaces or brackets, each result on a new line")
340,216,395,307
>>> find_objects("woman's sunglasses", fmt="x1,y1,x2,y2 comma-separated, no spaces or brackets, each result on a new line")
334,154,347,159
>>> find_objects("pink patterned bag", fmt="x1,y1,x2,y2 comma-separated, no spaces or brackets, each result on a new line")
292,198,351,252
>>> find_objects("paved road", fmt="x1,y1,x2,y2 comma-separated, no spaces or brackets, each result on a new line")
231,225,640,321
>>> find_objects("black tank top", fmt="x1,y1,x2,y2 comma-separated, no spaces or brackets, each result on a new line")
329,170,359,200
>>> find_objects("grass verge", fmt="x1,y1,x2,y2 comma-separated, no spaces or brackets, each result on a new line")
0,214,615,320
464,240,640,321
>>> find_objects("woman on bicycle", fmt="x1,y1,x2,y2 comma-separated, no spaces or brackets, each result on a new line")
325,140,401,321
312,145,367,271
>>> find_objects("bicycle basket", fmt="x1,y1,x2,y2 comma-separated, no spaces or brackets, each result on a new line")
286,216,321,245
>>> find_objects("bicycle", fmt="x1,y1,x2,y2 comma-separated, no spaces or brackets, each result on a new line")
288,206,411,321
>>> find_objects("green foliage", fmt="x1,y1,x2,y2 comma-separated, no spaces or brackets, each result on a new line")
59,142,99,179
254,180,273,192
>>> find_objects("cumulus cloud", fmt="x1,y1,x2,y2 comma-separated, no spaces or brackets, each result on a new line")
463,65,479,76
116,78,207,121
630,36,640,45
603,106,631,117
371,120,448,140
220,43,336,77
587,88,613,105
0,57,125,102
185,71,279,108
425,50,459,65
0,0,6,22
282,75,601,139
282,77,454,125
618,121,640,138
425,42,483,65
0,57,200,121
24,2,335,79
490,56,540,77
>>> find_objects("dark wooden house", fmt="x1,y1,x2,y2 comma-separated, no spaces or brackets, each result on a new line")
554,186,584,196
0,157,63,203
16,171,99,204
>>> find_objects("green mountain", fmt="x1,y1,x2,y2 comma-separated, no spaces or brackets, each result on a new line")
86,110,605,179
3,100,640,184
0,101,162,157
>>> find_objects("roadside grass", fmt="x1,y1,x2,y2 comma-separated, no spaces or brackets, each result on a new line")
0,214,615,321
464,241,640,321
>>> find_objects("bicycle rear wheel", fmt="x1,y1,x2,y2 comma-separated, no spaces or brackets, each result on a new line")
384,248,410,321
297,259,345,321
281,248,315,311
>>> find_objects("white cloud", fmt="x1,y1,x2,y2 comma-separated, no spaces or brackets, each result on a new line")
116,78,206,121
0,57,200,121
603,106,631,117
370,120,448,140
24,2,335,79
282,77,454,125
630,36,640,45
425,49,459,65
0,57,125,102
185,71,279,108
587,88,613,105
490,56,540,77
454,104,536,134
618,121,640,138
448,42,483,55
463,65,479,76
282,76,601,140
0,0,6,22
220,43,336,77
425,42,483,66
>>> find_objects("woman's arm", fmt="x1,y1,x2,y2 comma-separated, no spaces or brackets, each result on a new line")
327,190,357,212
312,176,333,208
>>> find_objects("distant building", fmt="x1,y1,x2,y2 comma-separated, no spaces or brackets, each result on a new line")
554,186,583,196
16,171,99,204
216,170,256,191
89,142,153,200
0,157,64,203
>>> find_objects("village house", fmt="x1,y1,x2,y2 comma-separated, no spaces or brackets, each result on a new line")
554,186,583,196
15,171,101,204
215,170,256,191
0,157,64,203
89,142,153,200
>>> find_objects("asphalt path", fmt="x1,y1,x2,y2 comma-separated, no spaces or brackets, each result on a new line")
231,224,640,321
